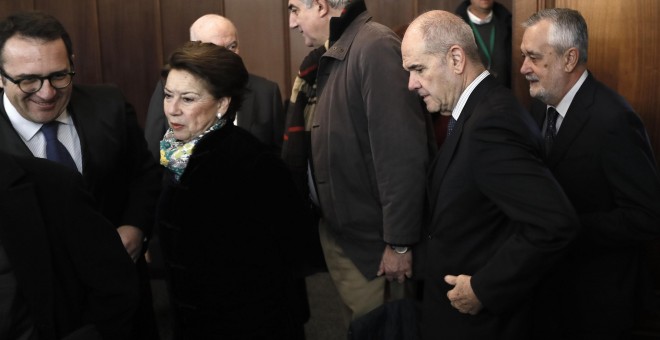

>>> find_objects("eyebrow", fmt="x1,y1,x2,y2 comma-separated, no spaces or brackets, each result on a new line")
403,62,422,71
8,68,70,79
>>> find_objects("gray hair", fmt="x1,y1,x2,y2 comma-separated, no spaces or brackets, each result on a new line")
413,10,481,64
523,8,588,64
300,0,350,9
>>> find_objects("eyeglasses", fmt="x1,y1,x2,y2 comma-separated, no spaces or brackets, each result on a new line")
0,68,76,94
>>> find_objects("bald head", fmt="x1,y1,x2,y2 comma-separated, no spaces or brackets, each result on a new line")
402,10,485,114
405,10,480,63
189,14,239,54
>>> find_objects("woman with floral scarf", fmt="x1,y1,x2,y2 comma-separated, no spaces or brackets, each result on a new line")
155,41,309,339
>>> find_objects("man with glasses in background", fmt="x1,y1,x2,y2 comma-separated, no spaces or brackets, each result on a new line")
0,11,162,340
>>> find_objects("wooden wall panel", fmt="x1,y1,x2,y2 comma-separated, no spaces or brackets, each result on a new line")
95,0,161,124
158,0,224,67
556,0,660,160
366,0,416,30
36,0,103,84
0,1,34,17
226,0,289,101
510,0,539,110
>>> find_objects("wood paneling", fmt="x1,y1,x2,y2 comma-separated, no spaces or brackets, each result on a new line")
95,0,161,123
159,0,224,66
0,1,34,17
556,0,660,159
510,0,539,110
36,0,103,84
226,0,289,101
366,0,416,29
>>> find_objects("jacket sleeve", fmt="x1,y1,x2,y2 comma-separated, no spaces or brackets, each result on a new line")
358,28,429,245
63,172,139,340
469,95,579,314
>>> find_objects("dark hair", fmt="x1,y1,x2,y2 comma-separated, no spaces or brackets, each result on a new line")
0,11,74,68
162,41,248,122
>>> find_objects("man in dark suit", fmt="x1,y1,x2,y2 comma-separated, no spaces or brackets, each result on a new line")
401,10,579,339
0,152,139,340
144,14,284,159
521,8,660,339
0,11,161,340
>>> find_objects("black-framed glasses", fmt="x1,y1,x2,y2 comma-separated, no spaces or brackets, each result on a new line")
0,68,76,94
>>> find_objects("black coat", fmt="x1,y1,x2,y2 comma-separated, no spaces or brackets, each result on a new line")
530,73,660,338
0,153,138,340
156,124,309,339
422,76,579,339
0,84,163,340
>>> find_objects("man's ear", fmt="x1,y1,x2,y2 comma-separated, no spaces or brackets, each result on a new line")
564,47,579,72
449,45,466,74
316,0,329,17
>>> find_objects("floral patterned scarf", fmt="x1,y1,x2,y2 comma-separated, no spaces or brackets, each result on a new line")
160,118,226,181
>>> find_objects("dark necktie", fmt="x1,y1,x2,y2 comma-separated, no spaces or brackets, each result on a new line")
41,121,77,170
544,107,559,157
447,116,458,137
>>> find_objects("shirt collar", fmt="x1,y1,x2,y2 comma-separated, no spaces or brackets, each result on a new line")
467,8,493,25
551,69,589,119
452,70,490,121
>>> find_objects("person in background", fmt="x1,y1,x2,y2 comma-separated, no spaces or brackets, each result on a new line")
0,151,138,340
281,43,328,275
144,14,284,159
520,8,660,339
287,0,429,327
455,0,511,88
0,11,162,340
401,10,579,339
155,41,309,339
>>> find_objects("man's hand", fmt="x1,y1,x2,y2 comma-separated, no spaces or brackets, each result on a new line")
377,246,412,283
117,225,144,263
445,274,483,315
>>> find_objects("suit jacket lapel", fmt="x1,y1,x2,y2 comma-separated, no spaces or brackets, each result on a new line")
428,75,496,210
547,74,595,166
67,87,105,180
